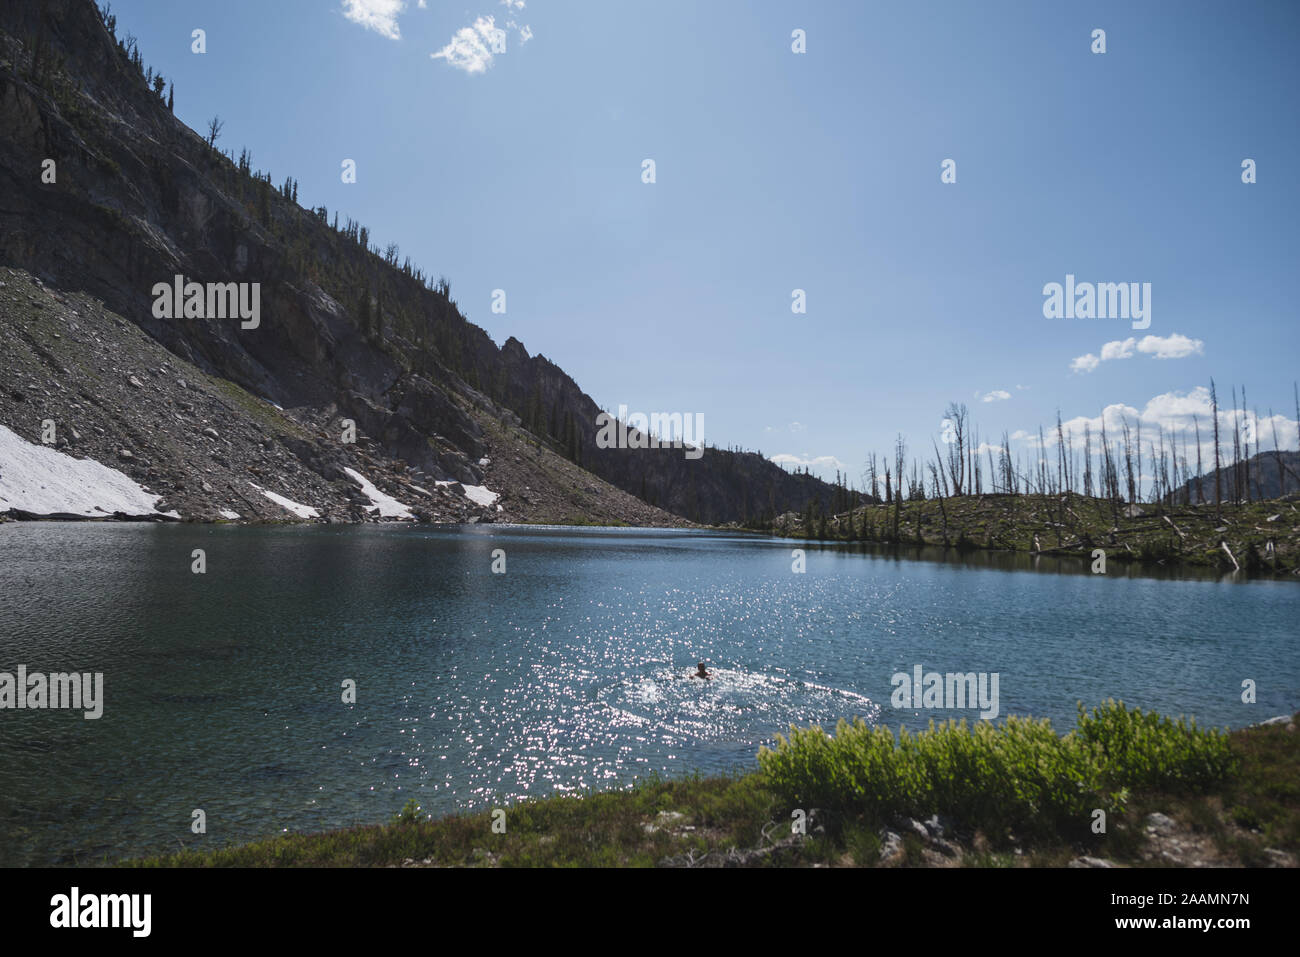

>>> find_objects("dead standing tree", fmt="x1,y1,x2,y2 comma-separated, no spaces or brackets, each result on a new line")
1193,413,1204,504
943,402,968,497
1231,385,1242,506
1210,379,1222,520
1120,416,1136,507
893,433,907,540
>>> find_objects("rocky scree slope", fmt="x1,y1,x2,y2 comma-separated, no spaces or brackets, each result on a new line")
0,267,686,526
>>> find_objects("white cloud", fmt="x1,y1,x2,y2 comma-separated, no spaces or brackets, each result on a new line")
501,0,526,9
1099,337,1136,361
981,390,1011,403
788,421,806,433
770,453,849,473
1071,333,1203,372
1052,403,1141,446
342,0,406,40
1141,385,1214,424
431,15,499,73
1014,387,1298,489
1136,333,1204,360
974,442,1005,456
432,12,533,72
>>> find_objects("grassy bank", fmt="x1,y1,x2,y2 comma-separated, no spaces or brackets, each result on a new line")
767,494,1300,577
130,703,1298,868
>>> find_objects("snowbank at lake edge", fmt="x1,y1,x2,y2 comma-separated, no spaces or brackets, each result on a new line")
0,424,178,518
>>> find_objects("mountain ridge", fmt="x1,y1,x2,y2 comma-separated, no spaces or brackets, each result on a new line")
0,0,849,524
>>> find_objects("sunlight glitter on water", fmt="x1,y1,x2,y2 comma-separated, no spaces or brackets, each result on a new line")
0,522,1294,864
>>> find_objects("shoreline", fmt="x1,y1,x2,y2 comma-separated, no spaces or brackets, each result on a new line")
121,705,1299,869
4,508,1296,581
757,492,1300,579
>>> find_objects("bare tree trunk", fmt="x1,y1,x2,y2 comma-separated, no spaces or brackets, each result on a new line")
1210,379,1222,520
1100,416,1117,524
1171,444,1179,504
1083,423,1093,498
943,403,968,496
1271,408,1284,498
1121,416,1135,505
932,438,950,498
1193,413,1204,504
1237,384,1248,504
1180,428,1191,504
893,434,906,540
1001,432,1014,495
1135,418,1142,504
1230,385,1242,506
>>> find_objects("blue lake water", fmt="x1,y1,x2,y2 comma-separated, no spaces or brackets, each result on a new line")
0,522,1295,865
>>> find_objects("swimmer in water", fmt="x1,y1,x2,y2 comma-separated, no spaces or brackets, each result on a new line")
692,661,712,681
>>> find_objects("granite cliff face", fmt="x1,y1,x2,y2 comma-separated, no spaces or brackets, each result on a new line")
0,0,849,524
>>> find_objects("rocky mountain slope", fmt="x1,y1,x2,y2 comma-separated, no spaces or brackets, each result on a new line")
0,0,845,525
0,266,687,525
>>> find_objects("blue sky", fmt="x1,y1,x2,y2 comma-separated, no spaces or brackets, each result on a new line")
110,0,1300,488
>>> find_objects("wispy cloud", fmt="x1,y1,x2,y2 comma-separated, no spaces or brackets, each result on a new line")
1070,333,1203,373
432,5,534,73
1137,333,1204,360
1069,353,1100,374
770,453,849,474
342,0,406,40
980,389,1011,403
431,16,499,73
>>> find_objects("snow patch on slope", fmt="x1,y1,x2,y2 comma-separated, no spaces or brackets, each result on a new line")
436,480,499,507
249,483,319,519
0,424,176,518
343,467,413,519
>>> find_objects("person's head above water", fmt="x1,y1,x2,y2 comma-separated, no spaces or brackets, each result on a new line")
694,661,711,678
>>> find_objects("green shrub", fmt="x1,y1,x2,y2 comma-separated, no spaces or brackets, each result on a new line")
757,701,1233,842
392,798,424,825
1075,699,1234,792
